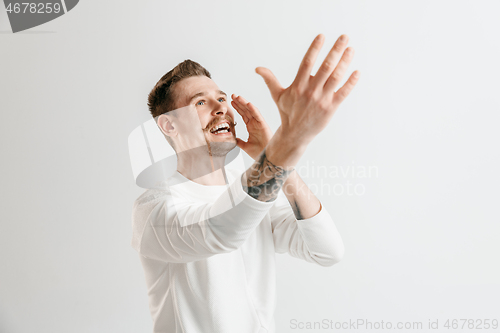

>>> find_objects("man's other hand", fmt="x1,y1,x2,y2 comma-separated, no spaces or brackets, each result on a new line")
231,94,273,160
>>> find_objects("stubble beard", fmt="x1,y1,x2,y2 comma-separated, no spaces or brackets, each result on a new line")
206,138,237,157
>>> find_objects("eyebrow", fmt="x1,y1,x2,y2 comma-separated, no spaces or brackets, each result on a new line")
188,90,227,104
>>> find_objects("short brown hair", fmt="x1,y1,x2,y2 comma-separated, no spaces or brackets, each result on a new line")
147,59,211,118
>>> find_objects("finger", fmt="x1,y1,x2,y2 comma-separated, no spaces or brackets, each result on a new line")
332,70,360,107
324,47,355,94
232,95,250,116
235,94,250,108
313,34,349,88
234,95,263,121
231,95,250,124
293,34,325,88
246,102,266,123
255,67,284,104
231,94,246,112
232,103,249,124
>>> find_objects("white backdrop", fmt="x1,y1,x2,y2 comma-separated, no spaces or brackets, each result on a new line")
1,1,499,332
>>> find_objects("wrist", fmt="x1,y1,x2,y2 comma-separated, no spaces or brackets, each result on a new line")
265,127,308,169
279,122,315,147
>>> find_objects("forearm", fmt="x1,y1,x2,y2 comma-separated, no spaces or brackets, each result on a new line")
241,127,308,202
282,169,321,220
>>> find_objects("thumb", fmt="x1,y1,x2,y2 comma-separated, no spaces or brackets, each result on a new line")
236,138,247,149
255,67,283,103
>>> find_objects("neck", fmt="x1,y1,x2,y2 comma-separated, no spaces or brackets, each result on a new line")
176,146,228,186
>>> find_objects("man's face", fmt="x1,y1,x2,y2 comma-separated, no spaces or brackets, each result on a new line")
173,76,237,156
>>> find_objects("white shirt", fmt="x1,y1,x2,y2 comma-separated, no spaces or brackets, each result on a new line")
131,168,344,333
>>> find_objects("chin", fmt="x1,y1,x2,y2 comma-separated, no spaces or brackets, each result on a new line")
208,141,237,157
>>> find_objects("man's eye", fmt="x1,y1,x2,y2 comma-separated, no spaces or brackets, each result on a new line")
196,100,205,106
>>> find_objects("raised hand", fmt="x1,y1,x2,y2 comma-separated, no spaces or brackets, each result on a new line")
239,34,360,201
256,34,360,146
231,94,273,160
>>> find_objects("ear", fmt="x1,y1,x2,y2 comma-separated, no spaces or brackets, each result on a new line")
156,114,178,138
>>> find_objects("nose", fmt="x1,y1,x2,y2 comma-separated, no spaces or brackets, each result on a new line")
211,100,227,117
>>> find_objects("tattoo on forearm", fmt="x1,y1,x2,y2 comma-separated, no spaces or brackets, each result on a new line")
241,149,294,202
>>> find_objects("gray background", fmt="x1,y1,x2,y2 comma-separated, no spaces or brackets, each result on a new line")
1,0,499,332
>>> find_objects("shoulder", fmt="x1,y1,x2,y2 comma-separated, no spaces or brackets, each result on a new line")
134,185,167,207
131,176,185,218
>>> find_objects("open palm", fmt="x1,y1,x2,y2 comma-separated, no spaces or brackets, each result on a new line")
231,94,273,160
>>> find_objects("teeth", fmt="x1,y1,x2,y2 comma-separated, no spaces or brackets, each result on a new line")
210,122,230,133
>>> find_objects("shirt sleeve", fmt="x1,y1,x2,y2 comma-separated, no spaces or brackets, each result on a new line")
131,175,275,263
270,191,345,267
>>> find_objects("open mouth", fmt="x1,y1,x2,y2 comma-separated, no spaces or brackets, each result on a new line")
209,122,231,135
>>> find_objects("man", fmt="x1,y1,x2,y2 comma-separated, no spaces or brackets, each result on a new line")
132,34,360,333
